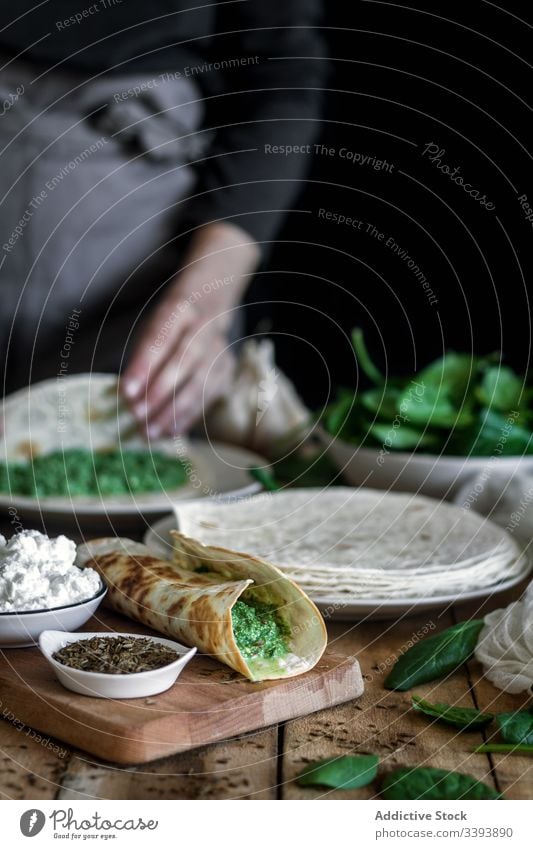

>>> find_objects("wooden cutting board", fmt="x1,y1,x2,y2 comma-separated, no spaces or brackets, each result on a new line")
0,612,363,764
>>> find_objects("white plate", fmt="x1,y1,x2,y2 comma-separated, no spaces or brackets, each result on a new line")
0,440,267,522
322,431,533,500
144,514,531,621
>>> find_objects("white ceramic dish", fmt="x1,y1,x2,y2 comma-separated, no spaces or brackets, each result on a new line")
0,440,267,524
323,433,533,500
144,514,531,621
0,584,107,648
39,630,197,698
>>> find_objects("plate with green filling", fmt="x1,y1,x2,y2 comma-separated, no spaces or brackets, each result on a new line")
76,536,328,682
0,374,265,521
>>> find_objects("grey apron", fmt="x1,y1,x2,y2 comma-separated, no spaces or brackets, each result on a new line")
0,60,206,394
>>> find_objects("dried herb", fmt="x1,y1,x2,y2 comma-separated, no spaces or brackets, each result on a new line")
53,636,179,674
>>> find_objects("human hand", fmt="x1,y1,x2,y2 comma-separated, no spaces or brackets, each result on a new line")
121,222,259,437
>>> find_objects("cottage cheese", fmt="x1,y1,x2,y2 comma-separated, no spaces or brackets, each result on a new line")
0,530,101,613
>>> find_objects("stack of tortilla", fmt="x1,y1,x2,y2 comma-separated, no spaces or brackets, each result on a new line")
173,488,529,601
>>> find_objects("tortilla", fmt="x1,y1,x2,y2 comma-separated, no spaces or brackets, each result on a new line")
173,488,528,599
0,374,131,461
76,536,327,682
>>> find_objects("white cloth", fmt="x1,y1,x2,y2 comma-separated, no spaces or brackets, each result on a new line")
453,461,533,544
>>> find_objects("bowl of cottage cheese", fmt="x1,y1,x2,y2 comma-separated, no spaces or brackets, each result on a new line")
0,530,105,647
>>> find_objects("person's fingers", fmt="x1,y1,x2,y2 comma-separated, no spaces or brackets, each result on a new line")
149,346,235,437
172,346,234,432
141,327,208,433
121,299,196,403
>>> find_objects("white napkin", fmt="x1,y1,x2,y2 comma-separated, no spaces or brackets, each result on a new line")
453,460,533,544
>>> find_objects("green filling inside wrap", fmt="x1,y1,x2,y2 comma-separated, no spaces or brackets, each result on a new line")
231,594,290,661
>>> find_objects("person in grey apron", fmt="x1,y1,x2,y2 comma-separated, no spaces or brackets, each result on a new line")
0,59,258,436
0,0,327,438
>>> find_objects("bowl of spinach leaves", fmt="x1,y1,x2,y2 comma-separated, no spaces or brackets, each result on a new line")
320,329,533,498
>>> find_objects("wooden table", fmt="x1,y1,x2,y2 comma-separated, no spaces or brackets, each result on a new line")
1,584,532,800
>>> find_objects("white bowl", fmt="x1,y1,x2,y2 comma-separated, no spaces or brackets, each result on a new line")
325,436,533,499
0,584,107,648
39,630,197,699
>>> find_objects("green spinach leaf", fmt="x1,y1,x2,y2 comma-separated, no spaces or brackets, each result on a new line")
324,389,362,440
297,754,379,790
412,695,494,730
368,422,438,450
248,466,280,492
477,365,524,412
384,620,484,691
360,387,401,419
382,767,500,800
497,708,533,745
398,385,474,430
470,409,533,456
351,328,384,386
416,353,477,403
474,744,533,755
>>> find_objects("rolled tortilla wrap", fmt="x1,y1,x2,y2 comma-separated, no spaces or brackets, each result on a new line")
76,536,327,682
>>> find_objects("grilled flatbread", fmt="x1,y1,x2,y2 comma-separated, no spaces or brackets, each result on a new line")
76,536,327,682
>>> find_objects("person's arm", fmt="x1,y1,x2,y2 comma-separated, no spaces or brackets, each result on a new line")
122,221,259,437
123,0,328,435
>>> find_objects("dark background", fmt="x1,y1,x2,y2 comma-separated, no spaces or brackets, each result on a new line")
245,1,533,409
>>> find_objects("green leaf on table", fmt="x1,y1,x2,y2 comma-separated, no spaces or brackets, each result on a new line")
477,365,524,412
412,695,494,730
384,619,484,691
351,328,385,386
382,767,501,800
474,743,533,755
497,708,533,745
297,754,379,790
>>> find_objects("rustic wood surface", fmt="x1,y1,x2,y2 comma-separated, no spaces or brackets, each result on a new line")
1,583,531,799
0,612,363,765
